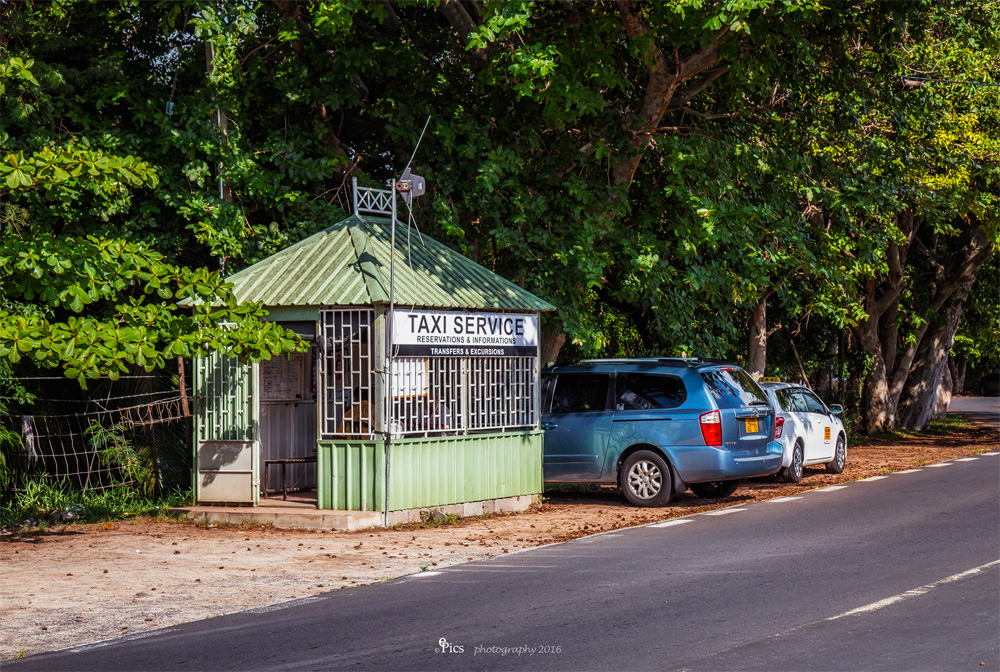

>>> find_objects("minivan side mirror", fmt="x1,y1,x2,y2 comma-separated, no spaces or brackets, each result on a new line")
828,404,843,416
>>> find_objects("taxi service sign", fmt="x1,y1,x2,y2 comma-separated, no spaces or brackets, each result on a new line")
392,309,538,357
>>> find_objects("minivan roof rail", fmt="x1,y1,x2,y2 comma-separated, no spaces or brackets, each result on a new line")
574,357,733,367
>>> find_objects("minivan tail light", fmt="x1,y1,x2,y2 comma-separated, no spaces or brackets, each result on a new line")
774,416,784,439
700,410,722,446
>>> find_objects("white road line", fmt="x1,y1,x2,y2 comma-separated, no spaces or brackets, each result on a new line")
956,457,979,461
893,468,923,474
926,462,953,468
702,508,746,516
983,452,999,456
768,496,803,503
408,571,442,578
649,519,692,528
860,475,888,481
813,485,848,492
825,559,1000,623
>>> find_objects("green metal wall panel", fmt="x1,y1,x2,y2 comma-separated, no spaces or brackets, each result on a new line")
386,431,543,511
317,440,385,511
316,432,543,512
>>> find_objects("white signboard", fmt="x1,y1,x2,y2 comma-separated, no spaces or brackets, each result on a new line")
391,309,538,357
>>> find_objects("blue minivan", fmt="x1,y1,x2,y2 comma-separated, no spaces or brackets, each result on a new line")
541,359,783,506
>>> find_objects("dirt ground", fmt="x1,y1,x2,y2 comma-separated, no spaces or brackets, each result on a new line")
2,420,998,661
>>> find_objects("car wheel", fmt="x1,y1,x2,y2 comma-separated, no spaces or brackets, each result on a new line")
826,435,846,474
782,443,804,483
690,480,740,499
620,450,673,507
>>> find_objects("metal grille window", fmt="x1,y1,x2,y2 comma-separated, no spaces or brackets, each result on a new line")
320,308,539,439
467,357,536,432
320,308,375,438
390,357,465,435
390,355,537,437
196,352,254,442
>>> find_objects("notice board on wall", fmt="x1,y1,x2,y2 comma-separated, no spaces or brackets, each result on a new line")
391,358,428,398
261,352,307,401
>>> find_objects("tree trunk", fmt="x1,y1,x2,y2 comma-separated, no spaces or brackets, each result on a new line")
949,357,967,394
855,317,895,433
178,356,191,418
896,283,970,430
611,2,730,191
541,332,566,367
438,0,488,65
852,210,918,433
747,296,767,380
931,360,953,421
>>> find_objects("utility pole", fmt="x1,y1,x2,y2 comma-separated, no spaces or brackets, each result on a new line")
205,39,233,273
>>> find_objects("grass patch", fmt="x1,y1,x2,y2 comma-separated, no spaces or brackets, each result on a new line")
926,414,979,435
863,413,980,443
0,476,194,530
391,509,480,531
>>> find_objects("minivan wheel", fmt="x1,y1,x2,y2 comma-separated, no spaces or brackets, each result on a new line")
620,450,673,507
690,480,740,499
826,435,846,474
782,443,804,483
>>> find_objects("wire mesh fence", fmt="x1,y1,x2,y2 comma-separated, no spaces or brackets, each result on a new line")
1,372,193,496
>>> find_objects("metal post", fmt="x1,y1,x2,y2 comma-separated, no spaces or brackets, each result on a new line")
384,180,398,525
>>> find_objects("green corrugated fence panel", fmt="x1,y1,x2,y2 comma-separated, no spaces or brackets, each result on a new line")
318,440,385,511
317,442,331,509
386,431,543,511
317,433,543,512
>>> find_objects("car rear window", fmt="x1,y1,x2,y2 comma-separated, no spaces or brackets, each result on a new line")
615,373,687,410
550,374,610,414
700,368,768,408
775,388,807,412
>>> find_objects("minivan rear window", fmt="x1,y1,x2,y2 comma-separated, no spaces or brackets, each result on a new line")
616,373,687,410
701,368,768,408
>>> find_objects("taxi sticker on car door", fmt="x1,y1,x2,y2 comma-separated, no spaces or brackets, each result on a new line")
824,427,831,442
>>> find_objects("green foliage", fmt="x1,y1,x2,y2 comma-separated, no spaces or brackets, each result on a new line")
0,0,994,429
0,400,22,491
0,476,193,529
953,255,1000,369
1,2,305,391
0,231,305,387
86,423,153,493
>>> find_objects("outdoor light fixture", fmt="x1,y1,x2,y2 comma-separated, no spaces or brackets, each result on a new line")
396,167,426,205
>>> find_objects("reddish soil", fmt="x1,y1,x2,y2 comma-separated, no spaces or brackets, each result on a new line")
2,420,997,660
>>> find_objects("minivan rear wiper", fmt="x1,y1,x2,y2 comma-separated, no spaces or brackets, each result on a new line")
748,400,770,406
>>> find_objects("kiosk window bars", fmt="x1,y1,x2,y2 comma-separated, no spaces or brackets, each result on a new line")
320,308,375,438
320,309,538,439
389,355,537,437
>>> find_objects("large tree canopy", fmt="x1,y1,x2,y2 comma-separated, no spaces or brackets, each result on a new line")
1,0,996,429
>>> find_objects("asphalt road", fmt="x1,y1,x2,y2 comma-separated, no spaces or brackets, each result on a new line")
950,396,1000,431
12,453,1000,671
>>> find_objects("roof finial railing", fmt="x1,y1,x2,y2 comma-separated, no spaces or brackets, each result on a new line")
352,177,396,216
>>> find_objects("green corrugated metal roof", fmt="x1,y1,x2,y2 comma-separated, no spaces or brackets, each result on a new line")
214,215,555,312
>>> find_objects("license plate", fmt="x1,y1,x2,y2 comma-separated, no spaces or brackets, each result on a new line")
745,418,759,434
825,427,831,441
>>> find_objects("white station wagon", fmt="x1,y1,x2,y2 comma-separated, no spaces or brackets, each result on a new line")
760,382,847,483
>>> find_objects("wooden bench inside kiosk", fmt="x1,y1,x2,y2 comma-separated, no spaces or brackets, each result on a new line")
263,457,318,500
